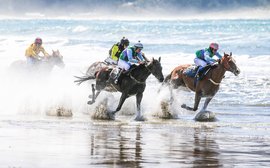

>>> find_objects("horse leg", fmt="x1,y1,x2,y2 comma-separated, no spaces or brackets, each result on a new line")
201,97,212,112
181,92,201,111
169,85,174,103
134,92,145,121
88,84,95,98
195,97,216,121
87,84,101,105
107,93,128,120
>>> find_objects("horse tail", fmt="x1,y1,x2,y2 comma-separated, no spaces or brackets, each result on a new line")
74,75,95,85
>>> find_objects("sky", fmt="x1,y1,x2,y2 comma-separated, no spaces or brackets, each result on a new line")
1,0,270,19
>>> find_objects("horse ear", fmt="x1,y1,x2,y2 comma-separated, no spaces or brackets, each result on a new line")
158,57,161,62
230,52,232,56
152,57,154,62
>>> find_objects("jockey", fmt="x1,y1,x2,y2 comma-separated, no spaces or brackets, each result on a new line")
25,37,49,65
110,41,146,84
118,41,146,70
105,37,129,65
194,43,222,78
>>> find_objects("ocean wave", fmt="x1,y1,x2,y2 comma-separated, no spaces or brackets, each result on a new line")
72,25,89,33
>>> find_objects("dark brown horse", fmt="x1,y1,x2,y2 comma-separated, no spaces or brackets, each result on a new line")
75,57,164,120
164,52,240,121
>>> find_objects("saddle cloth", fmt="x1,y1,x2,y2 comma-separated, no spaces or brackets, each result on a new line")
183,65,197,78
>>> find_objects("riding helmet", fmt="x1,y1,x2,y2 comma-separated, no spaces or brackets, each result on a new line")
120,37,129,46
209,43,219,50
134,41,143,49
35,37,42,45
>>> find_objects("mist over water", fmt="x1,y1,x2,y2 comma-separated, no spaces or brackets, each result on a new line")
1,0,270,19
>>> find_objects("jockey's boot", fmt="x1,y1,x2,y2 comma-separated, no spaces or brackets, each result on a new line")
196,66,204,80
114,69,123,84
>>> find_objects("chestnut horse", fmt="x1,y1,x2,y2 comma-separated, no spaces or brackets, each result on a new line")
164,52,240,121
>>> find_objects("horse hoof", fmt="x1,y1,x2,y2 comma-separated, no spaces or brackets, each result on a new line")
194,111,216,122
88,95,92,98
134,115,146,121
107,112,115,120
87,101,95,105
181,104,187,108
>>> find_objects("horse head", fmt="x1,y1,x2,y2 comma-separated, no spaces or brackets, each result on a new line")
221,52,240,76
49,50,65,68
146,57,164,82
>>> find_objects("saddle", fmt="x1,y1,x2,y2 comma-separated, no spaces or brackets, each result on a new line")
182,65,197,78
183,64,215,87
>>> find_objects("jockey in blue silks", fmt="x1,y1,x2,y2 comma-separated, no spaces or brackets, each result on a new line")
118,41,145,71
194,43,222,79
110,41,146,84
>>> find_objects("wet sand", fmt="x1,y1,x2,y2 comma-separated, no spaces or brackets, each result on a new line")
0,106,270,168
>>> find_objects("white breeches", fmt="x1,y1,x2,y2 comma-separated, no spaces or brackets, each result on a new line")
117,59,130,71
194,58,207,67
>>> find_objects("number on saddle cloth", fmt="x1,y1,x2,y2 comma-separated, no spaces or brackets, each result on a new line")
183,65,197,78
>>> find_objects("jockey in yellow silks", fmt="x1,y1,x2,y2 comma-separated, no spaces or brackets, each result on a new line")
25,37,49,65
104,37,129,65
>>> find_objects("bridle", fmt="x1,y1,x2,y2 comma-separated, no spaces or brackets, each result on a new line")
129,60,156,84
221,55,236,73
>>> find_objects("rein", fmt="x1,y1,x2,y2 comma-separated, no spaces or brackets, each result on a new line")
205,62,221,86
129,61,155,84
130,74,146,84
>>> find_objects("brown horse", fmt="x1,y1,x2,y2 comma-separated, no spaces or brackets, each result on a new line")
9,50,65,75
164,52,240,121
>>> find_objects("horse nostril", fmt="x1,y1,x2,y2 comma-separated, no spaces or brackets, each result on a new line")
160,77,164,82
235,69,240,75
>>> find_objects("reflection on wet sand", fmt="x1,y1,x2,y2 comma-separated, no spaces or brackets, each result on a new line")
89,124,142,167
192,127,221,167
88,123,223,167
1,117,270,167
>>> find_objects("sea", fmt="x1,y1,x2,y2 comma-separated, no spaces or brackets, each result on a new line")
0,18,269,167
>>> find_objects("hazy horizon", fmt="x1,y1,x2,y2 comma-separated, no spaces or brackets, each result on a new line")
1,0,270,19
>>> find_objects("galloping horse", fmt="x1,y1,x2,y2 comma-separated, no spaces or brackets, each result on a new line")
9,50,65,75
164,53,240,121
75,57,164,120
